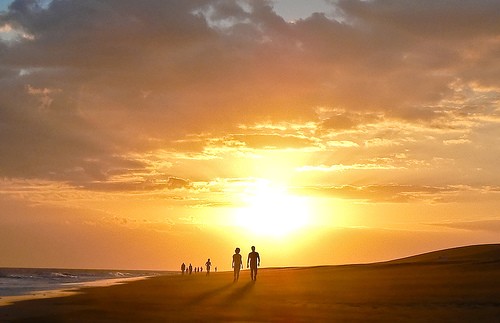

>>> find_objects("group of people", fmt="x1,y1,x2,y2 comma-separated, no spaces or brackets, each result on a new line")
180,262,217,275
179,246,261,282
232,246,260,282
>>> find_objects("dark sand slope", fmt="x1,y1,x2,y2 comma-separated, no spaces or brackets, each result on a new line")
1,244,500,322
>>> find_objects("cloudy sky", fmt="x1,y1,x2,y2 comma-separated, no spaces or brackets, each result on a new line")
1,0,499,270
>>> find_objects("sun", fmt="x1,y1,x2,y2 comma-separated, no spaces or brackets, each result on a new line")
233,180,311,238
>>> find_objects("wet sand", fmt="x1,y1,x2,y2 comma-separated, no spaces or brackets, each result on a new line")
1,244,500,322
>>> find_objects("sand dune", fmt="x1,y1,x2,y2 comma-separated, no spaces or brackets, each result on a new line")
386,243,500,265
1,244,499,322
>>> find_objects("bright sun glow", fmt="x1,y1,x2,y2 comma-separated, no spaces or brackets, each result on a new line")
234,180,311,237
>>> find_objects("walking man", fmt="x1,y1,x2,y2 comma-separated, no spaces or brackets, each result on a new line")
247,246,260,281
205,258,212,276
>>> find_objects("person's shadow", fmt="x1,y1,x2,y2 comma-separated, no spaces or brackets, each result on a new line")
187,283,233,306
223,281,255,304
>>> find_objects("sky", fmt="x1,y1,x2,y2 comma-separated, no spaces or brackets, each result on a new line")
1,0,499,271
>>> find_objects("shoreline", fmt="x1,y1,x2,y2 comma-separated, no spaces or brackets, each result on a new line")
0,276,153,307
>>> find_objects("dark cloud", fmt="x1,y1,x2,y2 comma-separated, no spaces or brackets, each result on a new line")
0,0,499,189
165,176,191,190
320,110,383,130
81,175,191,192
321,114,358,130
338,0,500,39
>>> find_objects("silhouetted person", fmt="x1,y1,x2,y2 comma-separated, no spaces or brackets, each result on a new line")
205,258,212,276
188,263,193,275
232,247,243,282
181,262,186,275
247,246,260,281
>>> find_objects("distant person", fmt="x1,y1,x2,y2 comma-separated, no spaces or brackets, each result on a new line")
205,259,212,276
215,267,217,273
232,247,243,282
181,263,186,275
188,263,193,275
247,246,260,281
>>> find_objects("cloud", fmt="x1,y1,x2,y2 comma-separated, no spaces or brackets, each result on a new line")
297,164,402,173
291,184,500,203
429,219,500,233
337,0,500,40
0,0,499,191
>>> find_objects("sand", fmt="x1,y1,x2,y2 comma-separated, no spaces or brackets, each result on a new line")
1,244,500,322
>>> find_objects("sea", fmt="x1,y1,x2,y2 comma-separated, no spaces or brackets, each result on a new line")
0,267,172,299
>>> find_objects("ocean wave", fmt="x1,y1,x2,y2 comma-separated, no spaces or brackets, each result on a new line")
111,272,133,278
0,268,170,297
50,272,78,279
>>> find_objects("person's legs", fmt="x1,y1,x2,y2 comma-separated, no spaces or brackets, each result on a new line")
250,267,257,280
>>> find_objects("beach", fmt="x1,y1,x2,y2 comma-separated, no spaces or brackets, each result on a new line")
2,0,500,320
1,244,500,322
